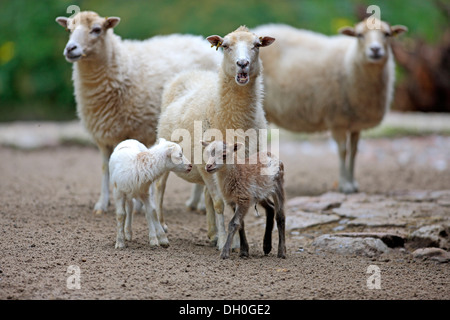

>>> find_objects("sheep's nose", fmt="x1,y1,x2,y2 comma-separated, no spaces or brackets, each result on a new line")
206,164,213,171
187,164,193,171
236,59,249,68
370,46,381,54
66,43,78,53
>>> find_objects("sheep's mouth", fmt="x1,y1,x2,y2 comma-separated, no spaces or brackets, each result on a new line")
206,167,218,173
65,54,82,62
236,72,249,85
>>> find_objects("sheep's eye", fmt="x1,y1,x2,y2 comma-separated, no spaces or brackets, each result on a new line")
221,44,229,50
356,33,363,38
90,27,102,35
384,32,391,37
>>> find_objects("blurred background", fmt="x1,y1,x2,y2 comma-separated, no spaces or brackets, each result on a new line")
0,0,449,122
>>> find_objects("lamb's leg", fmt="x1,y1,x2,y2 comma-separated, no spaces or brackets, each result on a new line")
124,198,133,241
274,202,286,259
154,171,170,232
260,200,275,255
348,131,360,192
332,130,355,194
94,145,113,215
186,184,205,212
114,194,127,249
132,198,143,216
142,194,169,247
238,220,249,258
221,204,248,259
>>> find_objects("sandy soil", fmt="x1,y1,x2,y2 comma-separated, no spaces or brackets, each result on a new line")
0,136,449,301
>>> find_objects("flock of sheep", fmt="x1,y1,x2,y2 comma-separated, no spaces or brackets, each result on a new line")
56,11,407,259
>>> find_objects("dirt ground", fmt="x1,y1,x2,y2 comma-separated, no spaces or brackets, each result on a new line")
0,135,449,301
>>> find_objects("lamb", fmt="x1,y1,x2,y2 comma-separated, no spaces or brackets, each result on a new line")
155,26,275,249
202,140,286,259
109,138,192,249
252,19,407,193
55,11,221,214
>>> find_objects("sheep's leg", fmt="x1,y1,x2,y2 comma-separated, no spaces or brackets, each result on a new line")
221,204,247,259
260,200,275,255
94,145,113,215
332,130,354,194
142,194,169,247
199,171,227,250
348,131,360,192
124,198,133,241
186,184,205,212
274,201,286,259
238,220,249,258
132,198,144,216
154,171,170,232
114,194,127,249
204,189,218,245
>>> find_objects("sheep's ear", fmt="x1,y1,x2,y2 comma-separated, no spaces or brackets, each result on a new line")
339,26,356,37
258,36,276,47
200,140,210,147
207,35,224,48
158,138,166,144
104,17,120,29
166,145,175,156
391,25,408,37
56,17,68,28
233,142,244,151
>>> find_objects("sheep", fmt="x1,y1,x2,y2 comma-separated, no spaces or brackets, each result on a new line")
252,19,407,193
109,138,192,249
55,11,221,214
202,140,286,259
155,26,275,249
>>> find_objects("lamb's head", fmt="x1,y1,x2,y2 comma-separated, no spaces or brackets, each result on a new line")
158,139,192,173
202,140,243,173
339,18,407,64
207,26,275,86
56,11,120,63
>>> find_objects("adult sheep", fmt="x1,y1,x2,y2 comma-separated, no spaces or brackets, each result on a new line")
253,19,407,193
155,26,274,249
56,11,221,214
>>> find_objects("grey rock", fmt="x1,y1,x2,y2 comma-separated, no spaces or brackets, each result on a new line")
311,234,390,257
412,248,450,263
285,210,340,230
410,224,450,250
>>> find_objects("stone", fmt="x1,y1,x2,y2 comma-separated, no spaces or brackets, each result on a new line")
333,232,405,248
285,210,340,230
410,224,450,250
311,234,390,257
412,248,450,263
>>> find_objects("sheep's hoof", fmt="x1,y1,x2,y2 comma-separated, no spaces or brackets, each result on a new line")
239,251,249,258
339,181,358,194
94,209,105,215
220,252,230,259
158,236,170,247
149,238,159,247
125,232,132,241
115,242,126,249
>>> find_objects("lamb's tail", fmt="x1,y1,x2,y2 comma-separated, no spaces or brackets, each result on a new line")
273,160,285,215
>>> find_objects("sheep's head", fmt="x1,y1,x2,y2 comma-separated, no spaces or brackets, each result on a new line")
202,140,243,173
207,26,275,86
339,18,407,64
56,11,120,63
159,139,192,173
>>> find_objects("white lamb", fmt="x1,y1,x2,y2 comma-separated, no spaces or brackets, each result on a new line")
253,19,407,193
56,11,221,214
109,138,192,249
202,140,286,259
155,26,275,249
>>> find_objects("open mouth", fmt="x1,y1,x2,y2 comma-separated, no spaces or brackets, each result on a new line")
368,53,384,61
206,167,217,173
236,72,249,85
65,54,82,62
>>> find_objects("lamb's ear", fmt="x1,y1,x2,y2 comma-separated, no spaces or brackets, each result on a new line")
104,17,120,29
200,140,210,147
56,17,68,28
258,36,275,47
391,25,408,37
158,138,166,144
165,145,175,156
339,26,356,37
207,35,224,48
